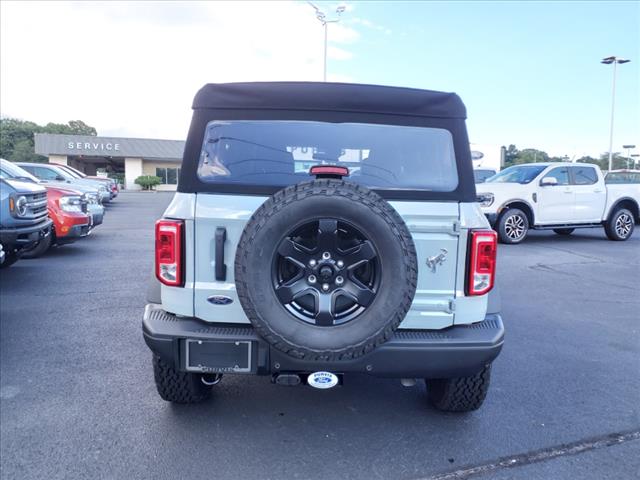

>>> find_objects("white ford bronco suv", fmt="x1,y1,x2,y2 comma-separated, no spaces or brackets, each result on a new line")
143,82,504,412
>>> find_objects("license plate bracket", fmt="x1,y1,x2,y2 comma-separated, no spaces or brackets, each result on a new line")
185,340,252,373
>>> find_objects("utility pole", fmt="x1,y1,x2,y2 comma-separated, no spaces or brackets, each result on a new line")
308,2,346,81
601,56,631,172
623,145,636,169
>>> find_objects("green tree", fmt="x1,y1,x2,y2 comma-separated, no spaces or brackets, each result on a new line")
0,117,97,163
135,175,162,190
575,155,603,169
598,152,628,171
515,148,549,165
503,144,519,166
66,120,97,136
42,120,97,136
10,139,41,163
503,145,552,167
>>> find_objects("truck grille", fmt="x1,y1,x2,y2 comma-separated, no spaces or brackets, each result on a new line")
24,192,49,220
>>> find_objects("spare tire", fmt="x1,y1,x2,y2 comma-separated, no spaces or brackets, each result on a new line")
235,179,417,361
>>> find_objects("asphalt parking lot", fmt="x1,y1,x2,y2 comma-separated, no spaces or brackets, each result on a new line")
1,192,638,480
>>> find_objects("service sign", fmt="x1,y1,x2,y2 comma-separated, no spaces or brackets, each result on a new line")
67,141,121,152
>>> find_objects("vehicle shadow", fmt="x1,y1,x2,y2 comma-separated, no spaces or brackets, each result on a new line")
151,372,488,454
518,230,619,245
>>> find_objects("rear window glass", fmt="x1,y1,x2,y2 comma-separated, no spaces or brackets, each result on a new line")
197,121,458,192
606,172,640,184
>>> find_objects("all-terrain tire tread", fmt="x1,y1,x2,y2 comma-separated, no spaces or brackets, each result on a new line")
427,364,492,412
235,179,418,362
152,355,211,404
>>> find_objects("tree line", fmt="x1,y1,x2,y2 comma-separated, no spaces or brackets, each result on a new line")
503,144,632,170
0,117,97,163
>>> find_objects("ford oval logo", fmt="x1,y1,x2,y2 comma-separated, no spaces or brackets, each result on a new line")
207,295,233,305
307,371,339,389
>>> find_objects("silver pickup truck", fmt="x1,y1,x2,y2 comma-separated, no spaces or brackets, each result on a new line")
143,82,504,412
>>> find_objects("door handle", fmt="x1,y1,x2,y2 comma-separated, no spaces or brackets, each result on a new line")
563,190,572,194
594,189,603,193
214,227,227,281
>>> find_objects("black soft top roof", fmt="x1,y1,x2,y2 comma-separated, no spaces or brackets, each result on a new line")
192,82,467,119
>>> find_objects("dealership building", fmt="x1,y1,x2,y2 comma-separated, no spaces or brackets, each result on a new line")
34,133,505,191
34,133,186,191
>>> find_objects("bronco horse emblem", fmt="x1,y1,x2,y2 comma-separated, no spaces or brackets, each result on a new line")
426,248,448,272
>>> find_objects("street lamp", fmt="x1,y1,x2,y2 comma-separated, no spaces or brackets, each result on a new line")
601,56,631,172
623,144,636,169
308,2,346,81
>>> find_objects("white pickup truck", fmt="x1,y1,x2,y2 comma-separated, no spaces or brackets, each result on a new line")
476,162,639,243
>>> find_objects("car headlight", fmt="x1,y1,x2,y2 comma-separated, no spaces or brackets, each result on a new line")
59,195,83,213
9,195,28,217
84,192,98,204
477,193,494,207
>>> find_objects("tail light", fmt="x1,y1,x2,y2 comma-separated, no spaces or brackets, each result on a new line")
155,219,184,287
466,230,497,296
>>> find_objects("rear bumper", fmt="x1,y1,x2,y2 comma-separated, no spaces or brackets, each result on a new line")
142,304,504,379
0,218,53,252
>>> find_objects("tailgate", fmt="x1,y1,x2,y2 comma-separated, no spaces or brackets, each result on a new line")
194,195,460,329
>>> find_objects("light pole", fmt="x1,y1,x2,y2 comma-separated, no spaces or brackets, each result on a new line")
623,144,636,169
601,56,631,172
308,2,346,81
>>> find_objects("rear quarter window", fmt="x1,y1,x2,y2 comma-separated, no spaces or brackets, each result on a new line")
197,120,459,192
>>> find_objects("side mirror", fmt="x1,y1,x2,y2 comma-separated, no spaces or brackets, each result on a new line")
56,175,66,181
540,176,558,186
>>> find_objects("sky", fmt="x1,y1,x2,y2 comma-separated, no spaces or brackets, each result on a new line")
1,1,638,158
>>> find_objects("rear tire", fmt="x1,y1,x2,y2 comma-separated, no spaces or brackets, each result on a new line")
426,364,492,412
152,355,214,404
605,208,635,241
497,209,529,244
553,228,574,236
21,234,53,259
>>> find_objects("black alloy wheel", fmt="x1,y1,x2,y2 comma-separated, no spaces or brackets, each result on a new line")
234,179,417,361
273,218,380,326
